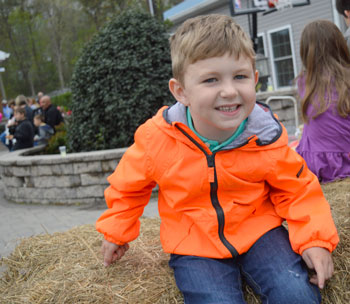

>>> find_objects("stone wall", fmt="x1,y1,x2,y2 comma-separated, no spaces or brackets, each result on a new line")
256,87,300,135
0,145,126,205
0,88,300,205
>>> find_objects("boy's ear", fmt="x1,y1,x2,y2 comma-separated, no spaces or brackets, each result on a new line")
169,78,189,106
254,70,259,85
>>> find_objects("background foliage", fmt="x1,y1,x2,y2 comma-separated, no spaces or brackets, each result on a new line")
68,9,174,152
0,0,181,99
51,92,72,111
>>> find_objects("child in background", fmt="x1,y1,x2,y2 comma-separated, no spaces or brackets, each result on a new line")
6,106,34,151
96,15,338,303
296,19,350,183
33,114,54,146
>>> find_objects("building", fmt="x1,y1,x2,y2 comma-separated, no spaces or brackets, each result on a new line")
163,0,344,93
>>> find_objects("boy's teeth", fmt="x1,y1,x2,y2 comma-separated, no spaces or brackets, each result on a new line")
217,105,238,112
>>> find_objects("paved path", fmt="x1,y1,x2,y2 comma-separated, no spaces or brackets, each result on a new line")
0,146,159,259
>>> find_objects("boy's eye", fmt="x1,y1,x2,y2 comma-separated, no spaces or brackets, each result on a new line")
203,78,217,83
235,75,247,80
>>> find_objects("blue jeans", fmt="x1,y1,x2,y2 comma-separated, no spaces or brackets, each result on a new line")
169,226,321,304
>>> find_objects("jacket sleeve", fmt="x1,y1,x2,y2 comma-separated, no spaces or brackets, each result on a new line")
96,124,157,245
266,146,339,255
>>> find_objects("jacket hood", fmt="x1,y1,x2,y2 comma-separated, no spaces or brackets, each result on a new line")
157,101,287,151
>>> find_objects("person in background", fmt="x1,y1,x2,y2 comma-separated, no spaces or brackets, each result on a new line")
33,114,54,146
96,14,338,304
15,95,34,124
0,99,16,150
296,19,350,183
37,91,44,102
40,95,63,131
27,97,39,110
2,99,13,119
336,0,350,50
6,106,34,151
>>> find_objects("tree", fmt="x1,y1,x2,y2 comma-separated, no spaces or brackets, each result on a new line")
0,0,177,97
69,9,174,152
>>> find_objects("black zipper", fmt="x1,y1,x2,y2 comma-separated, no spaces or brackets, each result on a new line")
175,125,238,258
207,154,238,258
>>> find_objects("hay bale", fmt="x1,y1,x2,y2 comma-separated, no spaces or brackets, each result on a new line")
1,179,349,303
0,218,182,304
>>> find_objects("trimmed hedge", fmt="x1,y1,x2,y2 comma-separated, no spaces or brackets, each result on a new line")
69,10,174,152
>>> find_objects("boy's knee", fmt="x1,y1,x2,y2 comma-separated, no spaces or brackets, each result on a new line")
266,273,321,304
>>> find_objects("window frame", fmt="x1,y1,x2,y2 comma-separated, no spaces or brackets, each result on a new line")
256,32,267,57
267,25,297,89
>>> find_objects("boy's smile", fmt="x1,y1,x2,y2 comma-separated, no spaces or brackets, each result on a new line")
169,53,258,142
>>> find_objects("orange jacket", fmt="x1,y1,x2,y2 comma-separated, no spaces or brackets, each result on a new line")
96,102,339,258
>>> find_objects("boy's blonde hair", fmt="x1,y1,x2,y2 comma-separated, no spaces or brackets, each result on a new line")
169,14,256,84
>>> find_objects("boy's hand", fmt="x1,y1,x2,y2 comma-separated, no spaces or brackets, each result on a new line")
302,247,334,289
101,239,129,267
5,135,13,140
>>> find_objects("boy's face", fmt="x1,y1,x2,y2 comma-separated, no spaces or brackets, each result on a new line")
169,53,258,142
14,111,25,121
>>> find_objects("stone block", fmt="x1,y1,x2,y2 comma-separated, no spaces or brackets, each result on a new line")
4,186,19,200
2,166,13,177
268,100,282,111
12,166,31,177
73,161,102,174
2,176,24,187
277,107,296,121
33,175,81,188
281,99,297,108
101,160,118,172
76,185,105,198
59,163,74,175
31,165,54,176
80,172,110,186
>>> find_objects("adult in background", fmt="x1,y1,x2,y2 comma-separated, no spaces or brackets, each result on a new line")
40,95,63,131
0,99,16,150
33,92,44,117
15,95,34,123
336,0,350,50
2,99,13,119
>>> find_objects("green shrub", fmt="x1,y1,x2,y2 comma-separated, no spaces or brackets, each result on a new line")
44,123,68,154
51,92,72,111
69,9,174,152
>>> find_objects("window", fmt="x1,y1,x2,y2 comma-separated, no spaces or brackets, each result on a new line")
256,34,266,56
268,26,296,89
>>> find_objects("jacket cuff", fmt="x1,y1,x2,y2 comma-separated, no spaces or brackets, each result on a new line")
298,240,334,255
100,232,126,246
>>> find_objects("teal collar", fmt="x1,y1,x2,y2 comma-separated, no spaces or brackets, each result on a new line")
186,107,247,152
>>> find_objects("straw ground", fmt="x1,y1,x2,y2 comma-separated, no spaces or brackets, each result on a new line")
0,179,349,303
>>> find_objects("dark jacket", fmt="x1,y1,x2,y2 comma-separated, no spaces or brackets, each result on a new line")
25,105,34,123
12,119,35,151
44,104,63,130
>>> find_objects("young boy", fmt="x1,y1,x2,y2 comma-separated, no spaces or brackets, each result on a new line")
6,106,34,151
96,14,339,303
33,114,54,146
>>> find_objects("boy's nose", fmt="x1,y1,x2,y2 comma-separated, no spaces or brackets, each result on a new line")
220,81,237,98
